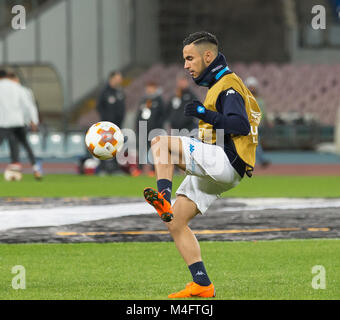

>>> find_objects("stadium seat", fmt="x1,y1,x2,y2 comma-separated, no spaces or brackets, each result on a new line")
45,132,66,158
27,132,45,158
329,25,340,45
0,139,10,159
65,133,86,157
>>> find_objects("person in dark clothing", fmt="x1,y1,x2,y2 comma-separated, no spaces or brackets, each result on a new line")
167,74,198,134
96,71,126,175
97,71,125,128
135,81,165,176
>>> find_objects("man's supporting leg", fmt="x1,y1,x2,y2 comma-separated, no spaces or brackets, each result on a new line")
167,195,201,265
12,127,43,179
7,129,20,164
167,195,211,286
12,127,36,165
150,136,212,289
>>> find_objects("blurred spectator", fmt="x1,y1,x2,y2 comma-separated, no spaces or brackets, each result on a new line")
166,74,198,134
96,70,126,175
0,70,42,179
329,0,340,22
97,71,126,128
135,81,165,176
245,76,271,168
0,70,14,152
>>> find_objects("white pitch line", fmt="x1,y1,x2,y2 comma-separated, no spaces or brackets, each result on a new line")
216,198,340,212
0,198,339,232
0,203,152,231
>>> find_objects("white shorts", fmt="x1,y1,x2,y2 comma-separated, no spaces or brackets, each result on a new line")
176,136,242,214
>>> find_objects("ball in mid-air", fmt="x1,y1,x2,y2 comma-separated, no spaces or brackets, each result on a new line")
85,121,124,160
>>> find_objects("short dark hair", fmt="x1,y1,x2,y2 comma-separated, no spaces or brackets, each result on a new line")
6,72,17,79
183,31,218,48
0,69,7,78
109,70,121,78
145,81,158,87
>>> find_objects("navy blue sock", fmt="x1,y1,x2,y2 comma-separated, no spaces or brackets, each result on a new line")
189,261,211,286
157,179,172,203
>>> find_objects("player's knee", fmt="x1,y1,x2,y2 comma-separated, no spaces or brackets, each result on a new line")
166,220,184,235
151,135,164,145
151,135,170,148
151,136,160,147
166,215,188,234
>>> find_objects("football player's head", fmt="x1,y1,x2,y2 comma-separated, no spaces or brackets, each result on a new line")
109,71,123,88
145,81,159,96
183,31,218,79
245,76,259,96
6,72,20,83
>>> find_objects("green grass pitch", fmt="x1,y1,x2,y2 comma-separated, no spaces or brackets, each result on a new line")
0,174,340,198
0,174,339,300
0,240,339,300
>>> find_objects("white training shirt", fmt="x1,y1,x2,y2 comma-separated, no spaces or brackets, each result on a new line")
22,86,39,126
0,79,39,128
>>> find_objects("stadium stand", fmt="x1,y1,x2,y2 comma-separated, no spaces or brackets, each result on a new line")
121,62,340,127
72,59,340,151
159,0,289,63
119,62,339,150
296,0,340,47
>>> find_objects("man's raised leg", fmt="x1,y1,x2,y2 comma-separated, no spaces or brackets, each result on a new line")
143,136,185,222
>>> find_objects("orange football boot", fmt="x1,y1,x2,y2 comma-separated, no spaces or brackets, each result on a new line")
143,187,173,222
168,282,216,298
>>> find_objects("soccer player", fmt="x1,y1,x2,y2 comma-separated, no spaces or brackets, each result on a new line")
0,70,42,180
143,31,261,298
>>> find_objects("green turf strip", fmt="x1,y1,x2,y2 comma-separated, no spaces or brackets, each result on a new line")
0,174,339,198
0,240,339,300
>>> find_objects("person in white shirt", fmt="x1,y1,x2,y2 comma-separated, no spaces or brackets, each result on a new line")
0,70,42,179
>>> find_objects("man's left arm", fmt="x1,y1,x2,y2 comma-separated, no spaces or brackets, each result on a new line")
184,89,250,135
19,86,39,128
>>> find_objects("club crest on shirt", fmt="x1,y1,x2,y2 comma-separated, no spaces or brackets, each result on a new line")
108,96,116,104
